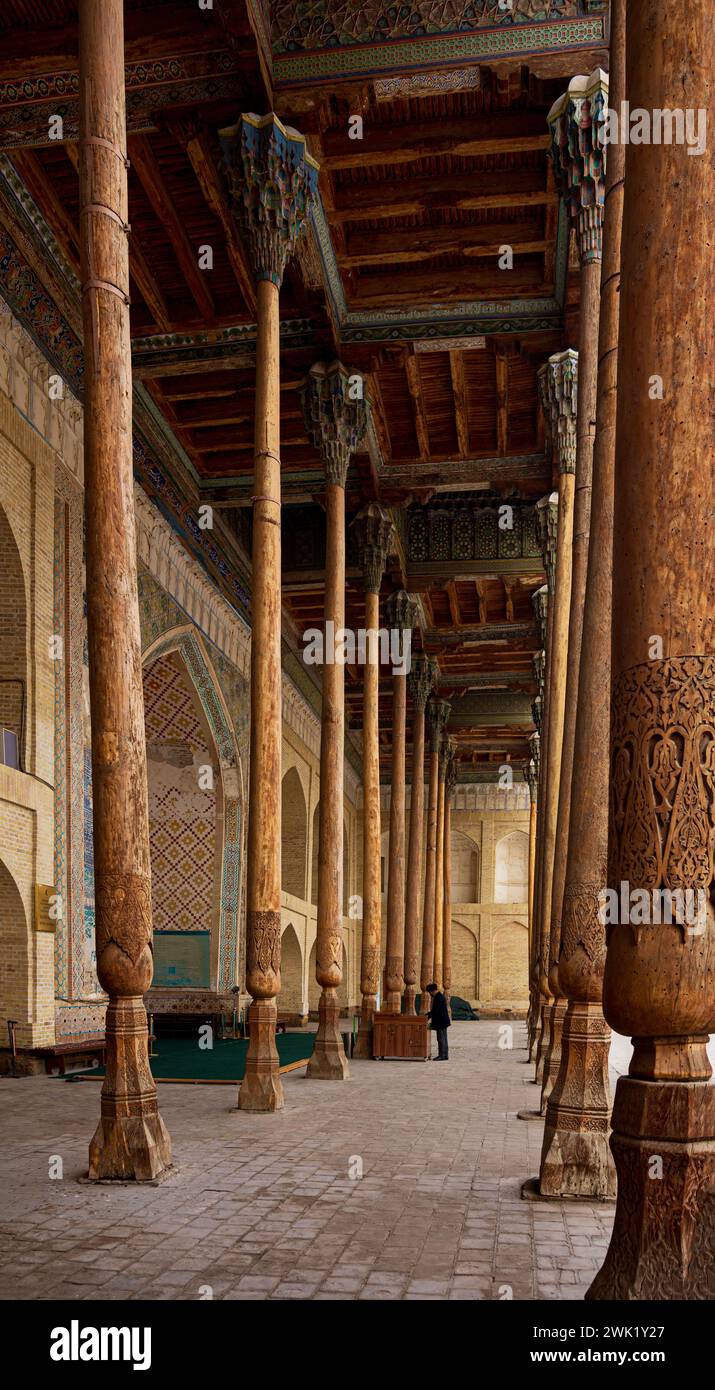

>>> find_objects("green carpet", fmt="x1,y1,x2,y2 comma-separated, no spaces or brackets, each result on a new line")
73,1033,314,1085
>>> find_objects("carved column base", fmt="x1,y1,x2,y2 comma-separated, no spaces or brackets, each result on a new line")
534,1001,551,1084
238,1000,284,1111
306,988,350,1080
384,991,401,1014
404,985,416,1016
539,1001,616,1199
419,989,431,1016
88,997,172,1182
587,1075,715,1300
540,997,567,1107
354,994,376,1058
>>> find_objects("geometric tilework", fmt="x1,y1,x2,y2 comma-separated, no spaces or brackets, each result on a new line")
271,0,585,53
143,654,216,937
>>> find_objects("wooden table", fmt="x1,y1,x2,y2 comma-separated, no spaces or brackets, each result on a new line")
372,1012,429,1060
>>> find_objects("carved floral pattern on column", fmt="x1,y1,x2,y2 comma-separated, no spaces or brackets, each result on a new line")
538,351,578,475
352,502,394,593
610,657,715,920
301,359,369,488
408,654,438,712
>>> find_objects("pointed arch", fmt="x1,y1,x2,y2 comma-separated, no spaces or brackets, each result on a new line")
282,767,308,900
0,859,28,1038
494,829,529,903
451,831,481,903
142,626,243,990
491,919,529,1001
0,506,27,767
279,922,304,1015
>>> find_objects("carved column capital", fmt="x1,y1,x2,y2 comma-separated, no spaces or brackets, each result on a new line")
538,350,578,476
531,692,543,738
220,112,319,287
533,582,549,644
426,698,451,754
301,360,369,489
351,503,393,594
548,68,609,264
408,654,437,712
385,588,418,634
535,497,558,593
529,732,541,787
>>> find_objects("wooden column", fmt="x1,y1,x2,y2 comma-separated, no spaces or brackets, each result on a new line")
79,0,171,1182
222,114,318,1111
525,746,539,1017
433,738,448,988
302,361,368,1078
589,0,715,1298
419,699,450,1010
533,356,577,1099
352,504,393,1057
383,591,418,1013
540,71,609,1112
528,585,548,1060
540,13,624,1200
443,742,457,1008
403,656,436,1014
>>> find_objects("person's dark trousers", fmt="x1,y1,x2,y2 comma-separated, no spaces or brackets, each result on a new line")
436,1027,449,1060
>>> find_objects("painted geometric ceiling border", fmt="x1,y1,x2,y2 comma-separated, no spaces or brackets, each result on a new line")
272,15,608,85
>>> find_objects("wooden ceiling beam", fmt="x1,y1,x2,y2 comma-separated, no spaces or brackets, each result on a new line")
404,354,431,462
495,348,510,456
350,266,547,308
446,581,462,628
342,227,549,269
128,135,216,324
62,140,172,331
322,129,549,171
331,169,554,221
449,350,470,458
168,120,256,315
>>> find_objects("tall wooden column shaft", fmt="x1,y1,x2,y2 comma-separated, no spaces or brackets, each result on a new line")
79,0,171,1182
535,354,577,1101
529,586,548,1058
525,749,539,998
443,744,456,1005
540,22,623,1200
433,745,447,989
540,71,609,1113
384,591,418,1013
222,114,318,1111
589,0,715,1299
420,699,450,1009
352,505,393,1056
302,362,368,1078
404,656,436,1014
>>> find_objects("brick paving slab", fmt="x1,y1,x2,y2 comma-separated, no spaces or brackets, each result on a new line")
0,1021,614,1301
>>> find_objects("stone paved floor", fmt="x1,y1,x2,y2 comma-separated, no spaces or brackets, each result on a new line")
0,1021,616,1301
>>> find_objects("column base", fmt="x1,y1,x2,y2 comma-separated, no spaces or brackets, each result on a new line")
306,989,349,1080
404,985,416,1016
238,1000,284,1111
354,995,376,1058
539,1001,615,1200
419,989,431,1016
540,997,567,1107
87,997,172,1182
587,1075,715,1300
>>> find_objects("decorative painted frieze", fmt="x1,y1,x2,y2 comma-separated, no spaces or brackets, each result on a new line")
406,501,542,564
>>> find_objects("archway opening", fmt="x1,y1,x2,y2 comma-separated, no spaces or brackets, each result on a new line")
279,923,304,1017
494,830,529,903
451,832,480,903
0,508,26,769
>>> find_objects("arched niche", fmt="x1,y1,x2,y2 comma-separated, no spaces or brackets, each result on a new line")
0,507,27,768
282,767,308,900
142,627,243,992
491,919,528,1001
0,859,28,1038
451,920,479,1001
494,829,529,903
451,831,481,903
279,922,304,1015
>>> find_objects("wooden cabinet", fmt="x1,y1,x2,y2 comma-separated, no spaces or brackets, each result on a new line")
372,1012,429,1060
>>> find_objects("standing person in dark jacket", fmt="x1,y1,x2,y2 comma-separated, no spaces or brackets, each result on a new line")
425,982,451,1060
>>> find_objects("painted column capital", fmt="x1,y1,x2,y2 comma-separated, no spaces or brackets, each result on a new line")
426,698,451,754
538,350,578,477
302,360,369,489
385,588,418,635
533,582,549,643
220,112,319,286
548,68,609,264
525,753,539,804
408,654,438,713
351,503,393,594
